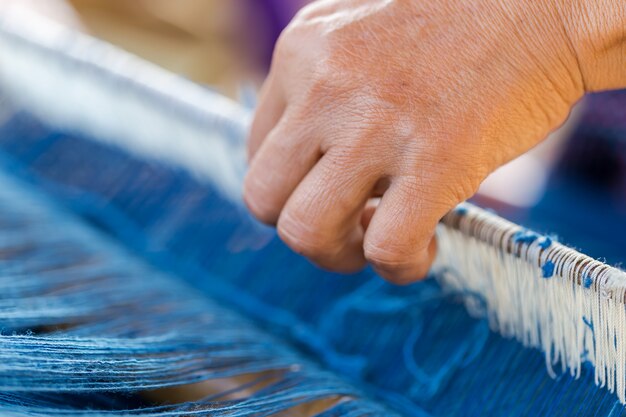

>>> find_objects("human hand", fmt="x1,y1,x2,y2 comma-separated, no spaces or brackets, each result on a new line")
244,0,622,283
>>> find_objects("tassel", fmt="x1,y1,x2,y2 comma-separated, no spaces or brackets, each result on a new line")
435,203,626,402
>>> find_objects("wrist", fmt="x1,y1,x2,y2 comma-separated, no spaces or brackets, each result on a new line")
561,0,626,92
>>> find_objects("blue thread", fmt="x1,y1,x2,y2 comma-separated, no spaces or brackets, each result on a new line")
538,236,553,249
513,230,539,245
455,206,468,216
583,275,594,289
541,261,555,278
0,169,391,416
0,114,620,417
1,114,621,417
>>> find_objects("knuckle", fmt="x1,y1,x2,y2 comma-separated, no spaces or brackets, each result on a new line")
274,29,292,53
273,26,303,64
290,1,322,22
275,16,323,63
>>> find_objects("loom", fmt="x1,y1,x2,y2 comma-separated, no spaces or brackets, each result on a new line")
0,9,625,417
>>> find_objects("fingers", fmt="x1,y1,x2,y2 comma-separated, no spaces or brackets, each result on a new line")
364,176,441,284
247,72,444,282
276,149,380,273
247,72,286,161
247,128,445,282
243,108,321,225
247,93,444,283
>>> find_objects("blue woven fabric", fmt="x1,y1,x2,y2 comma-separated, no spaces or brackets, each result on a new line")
0,145,396,416
0,109,623,416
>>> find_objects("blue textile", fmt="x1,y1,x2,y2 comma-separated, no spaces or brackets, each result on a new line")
0,109,623,416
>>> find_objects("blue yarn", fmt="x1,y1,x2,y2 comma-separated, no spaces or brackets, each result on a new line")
538,236,553,249
0,167,395,416
513,230,539,245
454,206,468,216
583,275,594,289
0,111,622,416
542,261,556,278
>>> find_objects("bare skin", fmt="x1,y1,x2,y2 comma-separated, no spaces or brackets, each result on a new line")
244,0,625,284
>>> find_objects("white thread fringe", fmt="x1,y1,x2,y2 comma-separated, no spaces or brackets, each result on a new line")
434,203,626,403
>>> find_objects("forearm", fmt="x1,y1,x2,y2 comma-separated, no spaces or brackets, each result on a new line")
563,0,626,91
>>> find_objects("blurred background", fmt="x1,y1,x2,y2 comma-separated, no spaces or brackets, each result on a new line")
66,0,307,96
12,0,626,265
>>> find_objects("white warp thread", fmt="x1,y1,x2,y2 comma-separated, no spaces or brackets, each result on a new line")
434,203,626,403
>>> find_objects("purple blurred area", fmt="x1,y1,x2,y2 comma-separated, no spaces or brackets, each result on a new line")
241,0,308,72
